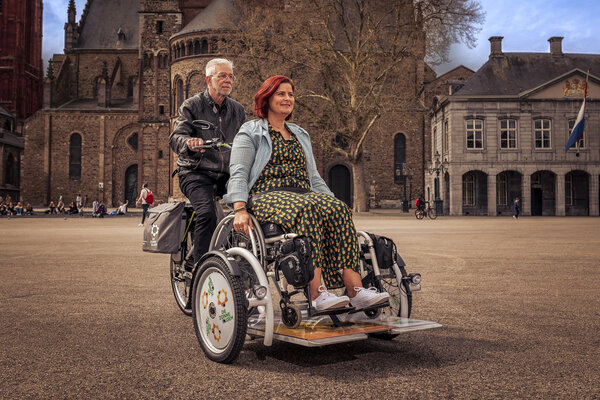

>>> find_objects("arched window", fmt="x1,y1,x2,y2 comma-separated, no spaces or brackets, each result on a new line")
201,39,208,54
5,153,19,186
69,133,82,179
176,79,184,111
394,133,406,184
194,40,201,54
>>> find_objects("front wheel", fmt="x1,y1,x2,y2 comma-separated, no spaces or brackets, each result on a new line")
428,208,437,220
369,264,412,340
192,256,248,364
170,230,193,316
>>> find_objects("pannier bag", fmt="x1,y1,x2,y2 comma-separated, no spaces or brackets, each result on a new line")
142,202,186,253
367,233,406,269
278,236,314,288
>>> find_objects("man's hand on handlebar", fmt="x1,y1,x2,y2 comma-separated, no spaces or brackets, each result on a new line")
187,138,206,153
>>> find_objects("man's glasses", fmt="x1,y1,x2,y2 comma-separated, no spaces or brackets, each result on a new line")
214,73,235,81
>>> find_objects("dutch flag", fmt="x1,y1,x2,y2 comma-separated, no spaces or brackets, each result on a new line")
565,73,588,152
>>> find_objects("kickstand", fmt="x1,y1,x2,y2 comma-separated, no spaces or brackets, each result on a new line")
330,315,354,327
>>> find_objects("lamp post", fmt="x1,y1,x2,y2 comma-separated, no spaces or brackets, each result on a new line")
428,151,445,216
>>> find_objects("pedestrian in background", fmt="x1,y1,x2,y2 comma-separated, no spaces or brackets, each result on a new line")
513,197,520,220
136,183,153,226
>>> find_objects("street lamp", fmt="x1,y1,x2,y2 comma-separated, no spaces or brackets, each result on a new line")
428,151,445,215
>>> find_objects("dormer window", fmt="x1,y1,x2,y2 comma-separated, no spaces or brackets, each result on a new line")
117,28,126,41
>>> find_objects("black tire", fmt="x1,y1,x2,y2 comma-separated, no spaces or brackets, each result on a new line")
415,209,424,220
281,303,302,329
170,230,193,316
428,208,437,220
192,256,248,363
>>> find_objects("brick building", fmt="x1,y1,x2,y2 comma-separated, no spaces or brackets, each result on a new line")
429,37,600,216
23,0,448,208
0,0,43,199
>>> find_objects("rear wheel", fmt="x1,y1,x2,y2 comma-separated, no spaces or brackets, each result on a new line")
192,256,248,363
170,230,193,316
415,209,424,219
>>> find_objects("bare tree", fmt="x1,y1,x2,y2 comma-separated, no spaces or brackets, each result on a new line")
224,0,483,211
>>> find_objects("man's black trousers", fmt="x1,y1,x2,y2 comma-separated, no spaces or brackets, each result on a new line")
178,171,227,264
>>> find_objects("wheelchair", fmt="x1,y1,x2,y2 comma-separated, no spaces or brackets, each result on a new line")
188,211,439,364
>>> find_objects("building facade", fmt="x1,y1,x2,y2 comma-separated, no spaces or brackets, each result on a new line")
23,0,436,208
0,0,43,200
429,37,600,216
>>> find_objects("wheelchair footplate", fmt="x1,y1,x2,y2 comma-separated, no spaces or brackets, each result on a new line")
247,312,442,347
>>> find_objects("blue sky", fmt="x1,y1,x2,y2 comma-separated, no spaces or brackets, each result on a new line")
43,0,600,76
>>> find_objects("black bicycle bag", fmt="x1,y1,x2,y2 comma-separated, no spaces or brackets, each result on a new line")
277,236,314,288
142,202,186,254
367,233,406,269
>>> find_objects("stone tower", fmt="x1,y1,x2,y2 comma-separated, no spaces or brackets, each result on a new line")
138,0,183,199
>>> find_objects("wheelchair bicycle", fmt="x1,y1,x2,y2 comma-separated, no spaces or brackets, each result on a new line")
172,207,440,364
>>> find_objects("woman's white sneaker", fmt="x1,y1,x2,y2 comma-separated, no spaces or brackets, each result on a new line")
312,285,350,311
349,287,389,310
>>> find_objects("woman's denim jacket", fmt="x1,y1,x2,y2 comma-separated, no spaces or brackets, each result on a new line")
224,118,334,205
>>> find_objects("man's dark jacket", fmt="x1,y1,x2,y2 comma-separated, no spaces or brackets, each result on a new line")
169,90,246,179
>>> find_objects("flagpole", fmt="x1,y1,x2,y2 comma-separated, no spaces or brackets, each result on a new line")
577,70,589,157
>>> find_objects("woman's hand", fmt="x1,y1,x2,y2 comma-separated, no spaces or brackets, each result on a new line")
233,210,254,237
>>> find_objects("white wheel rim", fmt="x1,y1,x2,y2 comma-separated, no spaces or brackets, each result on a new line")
197,267,236,353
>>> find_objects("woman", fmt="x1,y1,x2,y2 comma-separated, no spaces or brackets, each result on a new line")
225,75,388,312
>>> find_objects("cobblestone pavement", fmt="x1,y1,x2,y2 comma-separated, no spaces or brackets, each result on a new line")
1,215,599,399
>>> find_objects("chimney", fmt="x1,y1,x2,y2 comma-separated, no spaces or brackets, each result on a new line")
489,36,504,58
548,36,564,57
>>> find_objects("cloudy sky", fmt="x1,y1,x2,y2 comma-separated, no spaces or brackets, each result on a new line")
43,0,600,75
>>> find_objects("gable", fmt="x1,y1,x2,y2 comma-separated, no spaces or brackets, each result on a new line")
523,70,600,100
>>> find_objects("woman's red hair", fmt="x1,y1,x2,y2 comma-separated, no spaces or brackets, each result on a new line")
254,75,295,120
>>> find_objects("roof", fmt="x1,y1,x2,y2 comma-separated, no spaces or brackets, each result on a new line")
455,53,600,96
173,0,233,39
77,0,139,49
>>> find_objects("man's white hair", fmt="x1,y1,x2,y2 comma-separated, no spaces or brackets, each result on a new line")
205,58,234,77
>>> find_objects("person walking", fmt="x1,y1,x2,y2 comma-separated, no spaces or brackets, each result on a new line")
136,183,153,226
169,58,246,265
513,197,520,219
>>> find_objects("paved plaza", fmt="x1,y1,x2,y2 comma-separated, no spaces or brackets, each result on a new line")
1,214,599,399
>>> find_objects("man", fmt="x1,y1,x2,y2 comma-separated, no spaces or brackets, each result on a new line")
136,183,153,225
169,58,246,266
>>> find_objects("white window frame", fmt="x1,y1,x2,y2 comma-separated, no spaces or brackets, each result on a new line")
443,119,449,154
496,173,508,206
534,118,552,149
500,119,517,149
466,119,483,149
463,174,475,206
568,119,585,149
565,173,573,206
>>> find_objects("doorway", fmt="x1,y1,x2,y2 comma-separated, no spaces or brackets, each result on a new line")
329,164,352,208
125,164,138,206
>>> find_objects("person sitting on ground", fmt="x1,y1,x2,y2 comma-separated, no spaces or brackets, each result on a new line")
57,200,65,214
6,201,15,215
25,203,34,215
0,202,6,216
116,200,128,215
44,201,56,214
67,201,78,214
225,75,389,312
14,202,24,216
